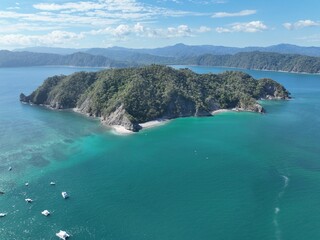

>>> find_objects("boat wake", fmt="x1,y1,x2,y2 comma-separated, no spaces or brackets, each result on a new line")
274,174,290,240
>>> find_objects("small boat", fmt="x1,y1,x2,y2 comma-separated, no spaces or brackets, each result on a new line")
25,182,29,186
61,192,68,199
8,167,12,171
50,182,56,185
56,230,70,240
0,213,7,217
41,210,50,216
25,198,33,203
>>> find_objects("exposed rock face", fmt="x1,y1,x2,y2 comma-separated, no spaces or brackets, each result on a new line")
19,93,29,103
257,78,290,100
20,65,290,132
101,105,141,132
236,103,264,113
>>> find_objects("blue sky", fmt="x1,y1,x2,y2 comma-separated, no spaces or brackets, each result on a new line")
1,0,320,49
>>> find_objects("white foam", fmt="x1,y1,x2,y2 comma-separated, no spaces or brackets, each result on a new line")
281,175,289,188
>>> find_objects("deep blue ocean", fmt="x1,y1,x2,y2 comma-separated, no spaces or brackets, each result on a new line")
0,66,320,239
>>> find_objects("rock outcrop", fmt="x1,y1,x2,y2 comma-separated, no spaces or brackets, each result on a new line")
101,105,141,132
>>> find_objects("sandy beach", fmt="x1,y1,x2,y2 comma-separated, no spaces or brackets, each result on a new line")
111,119,170,135
110,125,135,135
139,119,169,129
211,109,231,115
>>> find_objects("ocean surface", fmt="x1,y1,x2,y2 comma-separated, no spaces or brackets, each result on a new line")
0,66,320,240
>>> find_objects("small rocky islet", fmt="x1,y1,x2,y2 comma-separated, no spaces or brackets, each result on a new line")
20,65,290,132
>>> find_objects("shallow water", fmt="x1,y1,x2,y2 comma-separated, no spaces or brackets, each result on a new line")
0,66,320,239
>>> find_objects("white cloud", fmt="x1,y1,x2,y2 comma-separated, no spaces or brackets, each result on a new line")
297,34,320,42
112,24,131,36
197,26,211,33
133,22,145,33
87,23,208,39
283,20,320,30
167,25,191,37
0,10,120,26
7,7,20,10
212,9,256,18
0,23,63,33
7,2,20,10
0,0,210,44
216,21,268,33
0,31,84,47
188,0,226,4
33,0,144,13
32,0,204,19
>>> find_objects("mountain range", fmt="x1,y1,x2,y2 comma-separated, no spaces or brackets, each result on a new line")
1,43,320,73
15,43,320,57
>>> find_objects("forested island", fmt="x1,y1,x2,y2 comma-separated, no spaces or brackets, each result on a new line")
20,65,290,132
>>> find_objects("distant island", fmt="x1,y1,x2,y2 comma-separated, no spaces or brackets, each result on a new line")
2,43,320,73
20,65,290,132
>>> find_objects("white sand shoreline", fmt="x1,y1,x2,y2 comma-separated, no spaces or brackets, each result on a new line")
211,109,231,115
72,107,233,135
111,119,170,135
139,119,169,129
110,125,134,135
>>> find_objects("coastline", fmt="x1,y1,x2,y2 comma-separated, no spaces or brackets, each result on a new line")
110,125,134,135
171,65,320,75
139,119,169,129
31,106,237,135
23,104,265,136
111,119,170,135
211,109,231,115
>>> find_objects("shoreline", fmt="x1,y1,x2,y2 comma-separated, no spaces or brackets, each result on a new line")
24,102,274,136
171,65,320,75
139,119,169,129
29,105,236,135
6,64,320,75
111,119,170,135
211,109,231,115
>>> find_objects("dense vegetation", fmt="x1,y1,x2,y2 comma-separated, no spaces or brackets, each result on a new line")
21,65,290,131
2,48,320,73
86,48,176,65
0,51,132,67
192,52,320,73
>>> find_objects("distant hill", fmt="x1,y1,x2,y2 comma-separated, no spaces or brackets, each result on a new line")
191,51,320,73
3,48,320,73
0,51,134,68
15,43,320,57
85,48,176,64
13,47,86,55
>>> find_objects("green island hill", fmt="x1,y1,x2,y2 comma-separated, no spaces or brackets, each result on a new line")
20,65,290,132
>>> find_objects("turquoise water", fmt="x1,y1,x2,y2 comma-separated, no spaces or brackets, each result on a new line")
1,66,320,239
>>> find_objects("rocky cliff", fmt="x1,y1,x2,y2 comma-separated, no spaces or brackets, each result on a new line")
20,65,290,132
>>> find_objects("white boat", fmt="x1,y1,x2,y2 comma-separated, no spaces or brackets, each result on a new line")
0,213,7,217
56,230,70,240
25,198,33,203
25,182,29,186
8,167,12,171
41,210,50,216
50,182,56,185
61,192,68,199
